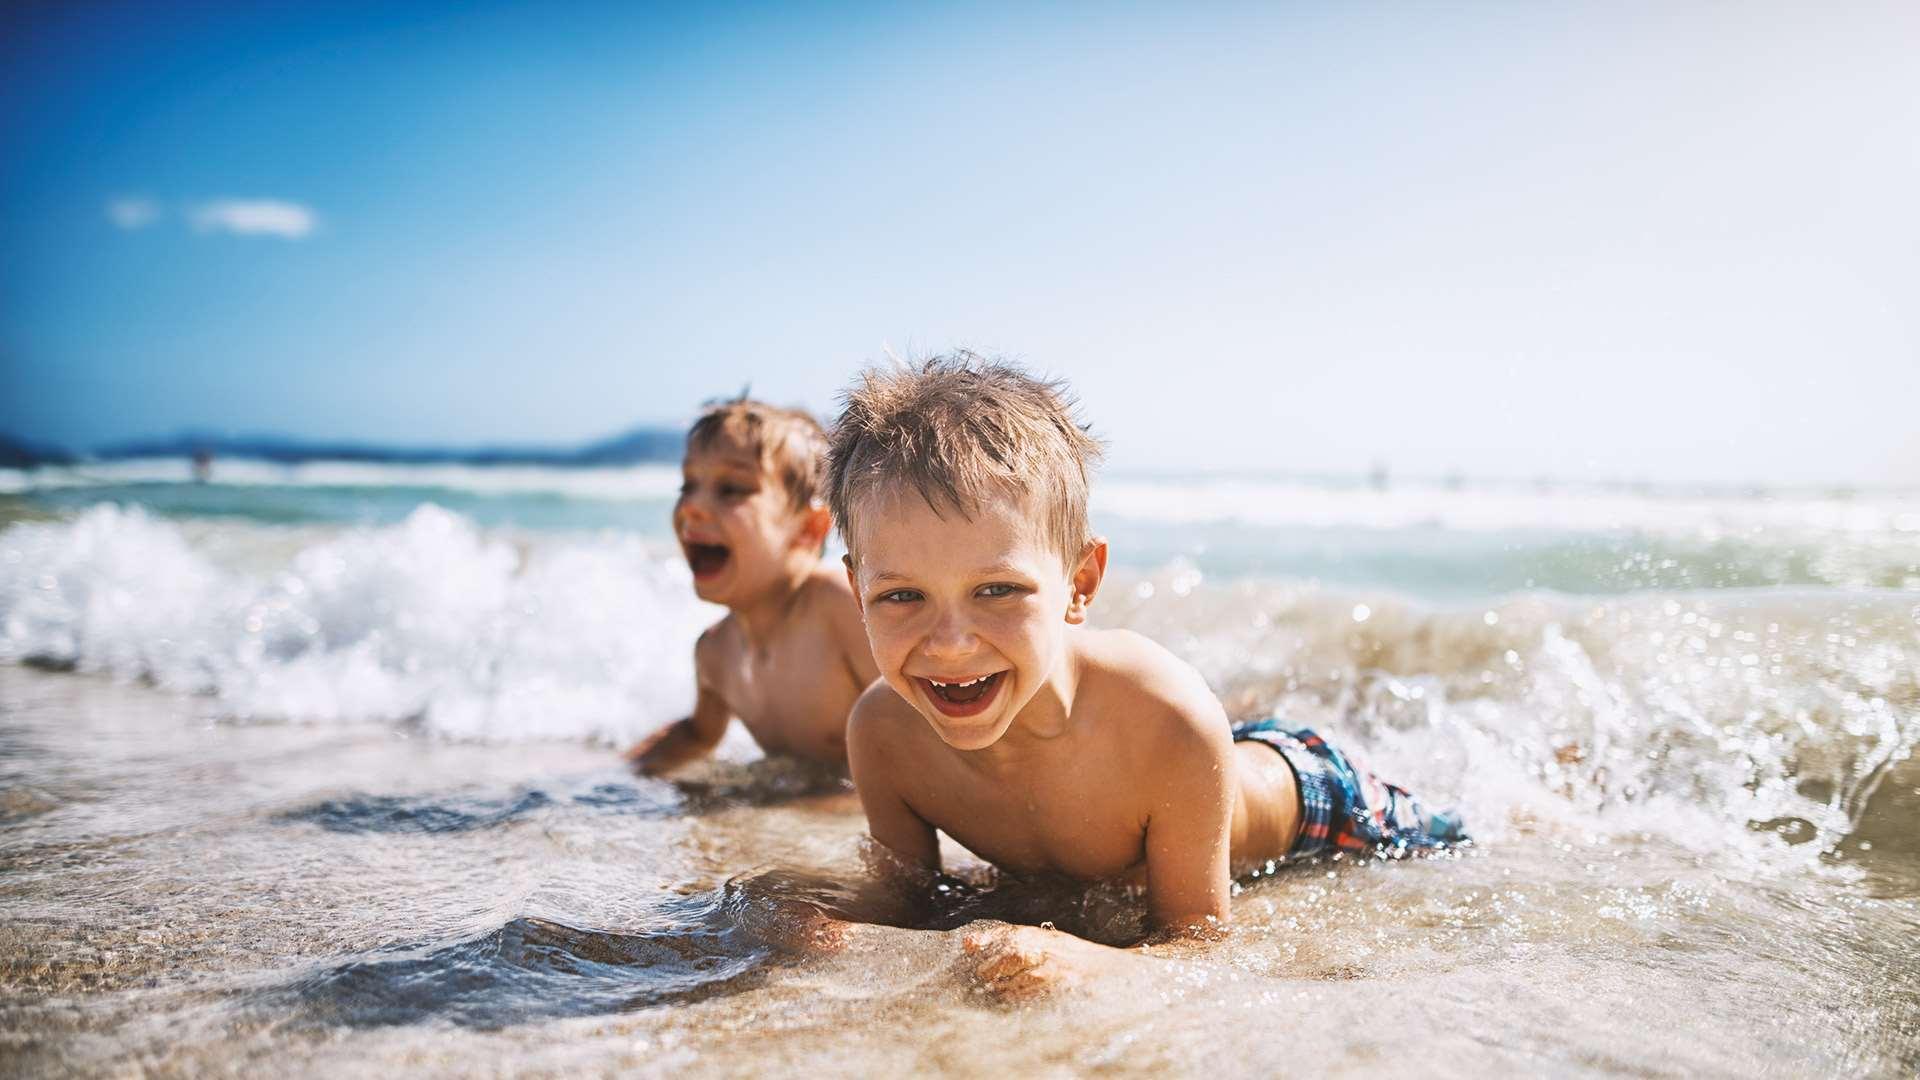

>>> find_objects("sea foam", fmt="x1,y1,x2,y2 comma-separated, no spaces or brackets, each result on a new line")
0,503,712,742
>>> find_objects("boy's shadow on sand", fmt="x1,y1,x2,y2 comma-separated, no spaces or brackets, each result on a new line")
273,760,856,836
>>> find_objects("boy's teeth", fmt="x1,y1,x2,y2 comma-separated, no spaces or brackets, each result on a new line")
927,672,999,704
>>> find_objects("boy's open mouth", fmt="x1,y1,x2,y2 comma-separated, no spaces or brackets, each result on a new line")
918,672,1006,718
685,543,731,580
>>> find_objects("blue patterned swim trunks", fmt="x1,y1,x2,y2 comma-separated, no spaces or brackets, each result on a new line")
1232,719,1468,860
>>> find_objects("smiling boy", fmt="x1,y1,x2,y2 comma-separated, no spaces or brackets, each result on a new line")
826,357,1464,995
624,399,879,774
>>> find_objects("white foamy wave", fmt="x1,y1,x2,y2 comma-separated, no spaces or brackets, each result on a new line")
0,504,714,742
1100,565,1920,862
1095,477,1920,538
0,460,684,501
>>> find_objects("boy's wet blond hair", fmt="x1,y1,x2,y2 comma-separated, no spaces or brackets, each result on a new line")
687,397,829,514
827,354,1104,567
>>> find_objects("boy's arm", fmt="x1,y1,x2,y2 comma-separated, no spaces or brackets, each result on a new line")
846,686,939,869
1140,722,1236,932
625,631,733,775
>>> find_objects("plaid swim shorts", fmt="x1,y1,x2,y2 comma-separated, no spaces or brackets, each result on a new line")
1232,719,1468,860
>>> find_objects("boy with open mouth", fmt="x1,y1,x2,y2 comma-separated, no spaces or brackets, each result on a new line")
624,398,879,774
823,355,1466,997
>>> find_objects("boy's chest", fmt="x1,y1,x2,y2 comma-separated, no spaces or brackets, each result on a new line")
718,635,859,755
911,764,1150,882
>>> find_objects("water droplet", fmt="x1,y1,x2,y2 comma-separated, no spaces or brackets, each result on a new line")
1352,604,1371,623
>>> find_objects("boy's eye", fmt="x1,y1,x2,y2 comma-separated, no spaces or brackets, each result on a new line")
720,485,752,498
876,589,923,604
976,583,1021,599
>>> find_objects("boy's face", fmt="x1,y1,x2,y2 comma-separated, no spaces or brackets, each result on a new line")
847,488,1102,752
673,438,814,605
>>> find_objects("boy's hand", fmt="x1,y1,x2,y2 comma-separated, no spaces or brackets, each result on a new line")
622,721,693,775
627,665,731,774
621,725,670,766
959,922,1119,1002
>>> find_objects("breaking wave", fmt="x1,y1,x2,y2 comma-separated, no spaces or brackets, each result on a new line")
0,504,711,742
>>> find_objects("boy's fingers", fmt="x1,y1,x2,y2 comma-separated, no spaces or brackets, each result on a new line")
807,917,854,953
1005,972,1049,999
974,949,1032,982
987,964,1056,1002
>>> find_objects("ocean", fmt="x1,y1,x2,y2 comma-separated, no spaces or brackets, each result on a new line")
2,459,1916,1075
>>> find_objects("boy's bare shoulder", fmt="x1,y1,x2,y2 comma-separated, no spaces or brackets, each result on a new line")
850,680,953,778
692,615,743,678
846,678,924,751
798,564,865,632
793,564,855,611
796,565,880,680
1080,628,1230,760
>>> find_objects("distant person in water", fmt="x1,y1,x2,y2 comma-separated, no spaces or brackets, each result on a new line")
625,399,880,774
823,356,1466,997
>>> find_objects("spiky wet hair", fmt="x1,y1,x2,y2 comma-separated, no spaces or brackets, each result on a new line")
686,397,829,514
826,353,1104,567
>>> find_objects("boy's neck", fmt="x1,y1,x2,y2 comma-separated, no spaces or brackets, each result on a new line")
965,641,1087,773
727,554,819,646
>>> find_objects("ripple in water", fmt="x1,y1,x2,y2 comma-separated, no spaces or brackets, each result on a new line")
289,899,773,1030
277,790,559,834
273,768,850,836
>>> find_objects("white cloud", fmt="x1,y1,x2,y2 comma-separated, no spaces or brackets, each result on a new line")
106,197,161,230
189,199,318,239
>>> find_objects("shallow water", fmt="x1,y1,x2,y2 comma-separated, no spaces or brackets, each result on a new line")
3,663,1914,1076
2,473,1918,1075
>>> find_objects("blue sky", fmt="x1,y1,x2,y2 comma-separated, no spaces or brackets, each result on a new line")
3,1,1916,485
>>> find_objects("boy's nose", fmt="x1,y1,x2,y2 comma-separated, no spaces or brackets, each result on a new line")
921,610,979,659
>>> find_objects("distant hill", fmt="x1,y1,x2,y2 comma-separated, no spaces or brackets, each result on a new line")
1,424,687,468
571,427,686,465
0,434,77,468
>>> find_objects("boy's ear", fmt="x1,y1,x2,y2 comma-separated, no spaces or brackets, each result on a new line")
1064,537,1109,626
796,503,832,552
843,553,863,614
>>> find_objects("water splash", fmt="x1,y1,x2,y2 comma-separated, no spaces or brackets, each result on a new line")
0,504,712,742
1102,568,1920,865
